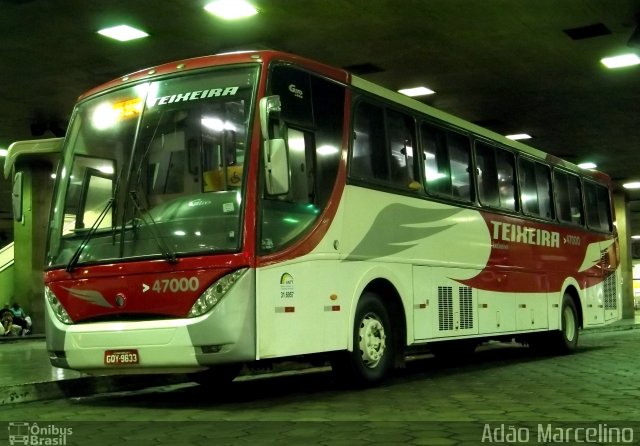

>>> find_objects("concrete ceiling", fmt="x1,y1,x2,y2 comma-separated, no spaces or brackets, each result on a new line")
1,0,640,241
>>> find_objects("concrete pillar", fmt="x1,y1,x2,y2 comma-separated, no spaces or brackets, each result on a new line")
613,192,634,319
13,160,55,333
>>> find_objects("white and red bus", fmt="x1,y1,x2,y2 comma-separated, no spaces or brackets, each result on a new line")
43,50,621,385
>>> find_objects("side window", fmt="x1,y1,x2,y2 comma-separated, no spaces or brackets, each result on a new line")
350,102,417,191
554,170,584,226
518,158,554,219
584,181,612,232
475,142,517,211
351,102,387,181
420,122,472,201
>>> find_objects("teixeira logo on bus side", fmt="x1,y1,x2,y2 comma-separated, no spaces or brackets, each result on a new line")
490,221,560,248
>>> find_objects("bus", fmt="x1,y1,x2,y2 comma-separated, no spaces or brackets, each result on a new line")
42,50,621,385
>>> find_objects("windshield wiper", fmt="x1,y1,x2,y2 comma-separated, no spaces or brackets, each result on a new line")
128,190,177,264
65,198,114,272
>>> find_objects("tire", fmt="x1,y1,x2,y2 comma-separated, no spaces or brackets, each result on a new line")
331,292,395,386
554,293,579,354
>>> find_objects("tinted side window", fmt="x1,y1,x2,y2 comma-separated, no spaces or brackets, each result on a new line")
421,123,472,201
518,158,554,219
351,102,418,191
554,170,584,226
475,142,517,211
584,181,612,232
351,102,387,181
386,109,418,189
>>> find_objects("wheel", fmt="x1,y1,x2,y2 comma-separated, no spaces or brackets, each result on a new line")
190,363,242,387
331,292,395,386
554,293,579,354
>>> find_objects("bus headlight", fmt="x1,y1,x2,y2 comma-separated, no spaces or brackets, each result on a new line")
45,286,73,324
188,268,247,318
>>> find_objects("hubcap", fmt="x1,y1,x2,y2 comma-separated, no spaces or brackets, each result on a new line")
358,312,386,368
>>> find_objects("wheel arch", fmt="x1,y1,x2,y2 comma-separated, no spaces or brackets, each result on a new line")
358,278,407,364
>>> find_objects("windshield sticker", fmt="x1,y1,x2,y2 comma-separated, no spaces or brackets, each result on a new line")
149,86,239,106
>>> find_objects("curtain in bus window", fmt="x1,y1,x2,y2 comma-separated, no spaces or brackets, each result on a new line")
448,133,471,200
554,170,584,225
519,158,554,220
386,109,417,190
352,102,386,181
584,181,612,232
420,122,471,200
475,142,499,207
496,149,517,210
475,142,516,211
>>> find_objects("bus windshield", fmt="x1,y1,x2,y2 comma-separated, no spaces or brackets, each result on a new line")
47,66,259,268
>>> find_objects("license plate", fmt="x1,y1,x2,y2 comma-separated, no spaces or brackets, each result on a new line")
104,349,139,365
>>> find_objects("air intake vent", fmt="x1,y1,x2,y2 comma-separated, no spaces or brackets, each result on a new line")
438,286,453,331
459,286,473,330
603,272,617,310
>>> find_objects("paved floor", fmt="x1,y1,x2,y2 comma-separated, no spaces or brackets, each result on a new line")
2,326,640,445
1,313,640,406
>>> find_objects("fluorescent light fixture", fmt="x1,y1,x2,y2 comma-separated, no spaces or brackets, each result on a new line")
398,86,435,97
204,0,258,19
0,148,7,157
632,235,640,239
506,134,532,140
623,182,640,189
578,162,597,169
97,25,149,42
601,53,640,69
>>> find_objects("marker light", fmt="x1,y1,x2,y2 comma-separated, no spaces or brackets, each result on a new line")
578,162,597,169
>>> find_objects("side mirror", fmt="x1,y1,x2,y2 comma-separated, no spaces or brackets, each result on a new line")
12,171,23,222
259,96,289,195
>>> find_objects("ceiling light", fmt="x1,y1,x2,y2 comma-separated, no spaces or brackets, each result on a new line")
398,86,435,97
632,235,640,239
623,182,640,189
0,148,7,157
578,162,597,169
97,25,149,42
506,134,532,140
600,53,640,69
204,0,258,20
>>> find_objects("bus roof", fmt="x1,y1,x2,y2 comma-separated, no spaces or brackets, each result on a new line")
78,50,350,102
76,50,608,185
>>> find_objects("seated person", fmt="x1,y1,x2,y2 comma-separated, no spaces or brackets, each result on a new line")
2,305,15,336
10,302,31,335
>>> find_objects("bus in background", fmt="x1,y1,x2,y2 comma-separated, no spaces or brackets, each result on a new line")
43,51,621,386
